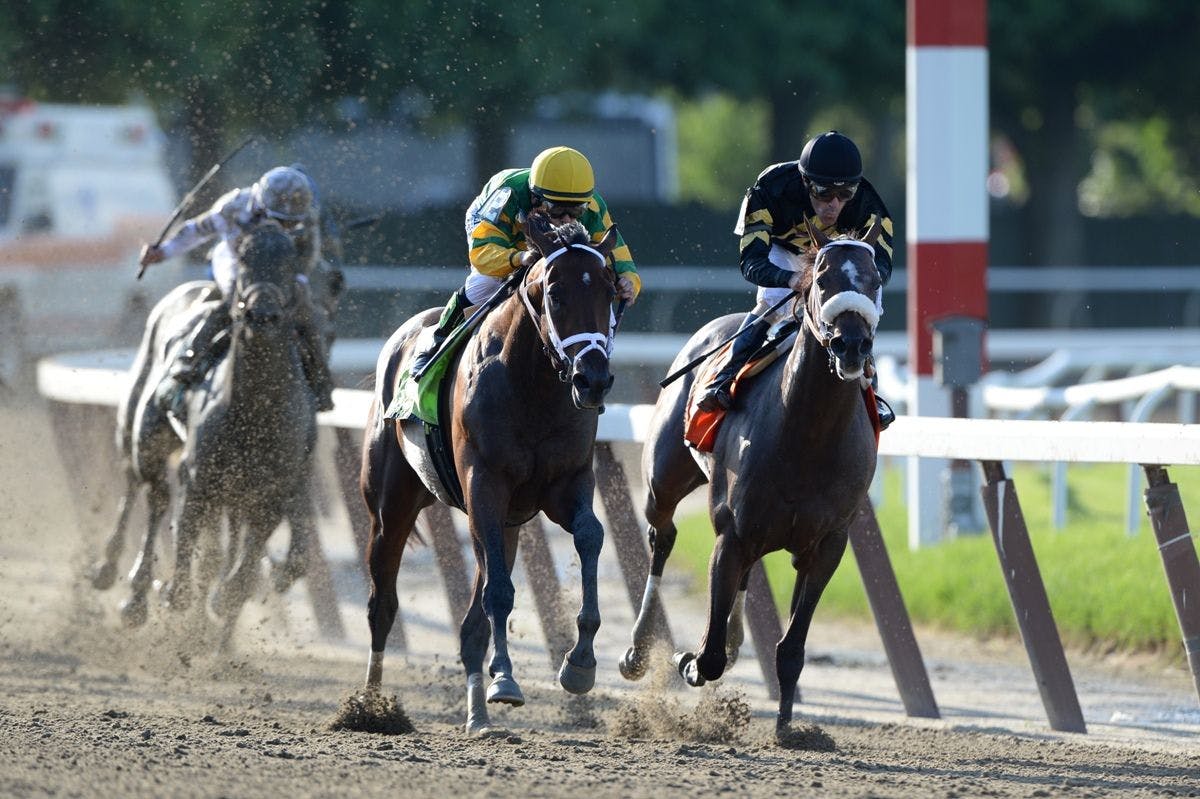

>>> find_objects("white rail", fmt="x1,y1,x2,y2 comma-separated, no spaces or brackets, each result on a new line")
37,351,1200,546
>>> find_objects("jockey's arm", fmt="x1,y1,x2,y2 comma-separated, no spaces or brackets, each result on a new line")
156,210,223,260
735,187,793,289
589,198,640,302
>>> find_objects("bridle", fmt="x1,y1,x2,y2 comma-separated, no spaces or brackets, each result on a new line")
794,238,881,372
518,243,616,381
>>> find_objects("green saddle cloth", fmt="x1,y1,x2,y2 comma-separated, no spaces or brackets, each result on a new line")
384,323,472,425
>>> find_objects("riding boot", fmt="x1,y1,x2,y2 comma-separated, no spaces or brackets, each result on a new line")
155,302,231,417
411,289,467,378
695,320,770,412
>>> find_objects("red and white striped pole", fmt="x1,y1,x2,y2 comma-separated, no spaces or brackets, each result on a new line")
906,0,989,547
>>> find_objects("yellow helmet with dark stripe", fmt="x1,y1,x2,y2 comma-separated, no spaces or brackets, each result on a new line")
530,146,594,203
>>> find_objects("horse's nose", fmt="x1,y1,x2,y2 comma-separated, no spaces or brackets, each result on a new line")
570,363,613,409
830,333,869,362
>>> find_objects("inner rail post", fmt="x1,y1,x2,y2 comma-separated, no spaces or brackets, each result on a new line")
1142,464,1200,704
978,460,1086,733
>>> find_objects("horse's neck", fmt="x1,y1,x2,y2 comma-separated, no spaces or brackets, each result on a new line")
223,333,300,407
776,326,861,434
486,299,564,397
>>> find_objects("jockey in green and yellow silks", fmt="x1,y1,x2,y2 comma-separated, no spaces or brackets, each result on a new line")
411,146,640,376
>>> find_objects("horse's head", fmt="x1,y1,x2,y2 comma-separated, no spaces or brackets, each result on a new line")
799,219,884,381
521,213,618,410
231,221,298,341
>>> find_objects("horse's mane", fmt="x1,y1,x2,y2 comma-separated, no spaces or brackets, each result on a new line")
549,219,590,248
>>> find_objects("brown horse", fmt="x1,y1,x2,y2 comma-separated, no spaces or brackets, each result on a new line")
360,215,619,734
620,222,883,733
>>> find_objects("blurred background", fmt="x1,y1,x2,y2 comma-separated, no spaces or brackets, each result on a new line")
2,0,1200,394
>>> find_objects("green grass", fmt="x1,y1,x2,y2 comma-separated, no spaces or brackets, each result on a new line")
671,462,1200,655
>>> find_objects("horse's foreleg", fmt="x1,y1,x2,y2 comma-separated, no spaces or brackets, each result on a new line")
559,507,603,695
621,512,679,681
119,478,169,626
91,466,140,590
159,485,211,613
273,483,316,594
725,572,751,668
481,523,523,707
681,523,746,685
209,511,274,623
775,528,848,732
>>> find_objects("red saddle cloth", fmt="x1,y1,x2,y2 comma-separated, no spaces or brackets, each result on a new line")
684,348,884,453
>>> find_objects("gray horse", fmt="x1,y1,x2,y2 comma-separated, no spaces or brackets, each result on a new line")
620,221,883,734
90,223,320,631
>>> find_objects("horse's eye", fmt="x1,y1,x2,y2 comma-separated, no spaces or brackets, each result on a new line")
547,290,563,308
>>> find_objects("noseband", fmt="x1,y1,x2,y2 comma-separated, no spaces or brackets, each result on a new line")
519,243,615,381
795,239,881,372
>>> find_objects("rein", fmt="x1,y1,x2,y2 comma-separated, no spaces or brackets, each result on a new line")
519,243,615,381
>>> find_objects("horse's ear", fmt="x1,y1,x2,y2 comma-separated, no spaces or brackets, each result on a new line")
805,216,830,250
862,218,884,247
597,225,619,261
524,209,553,257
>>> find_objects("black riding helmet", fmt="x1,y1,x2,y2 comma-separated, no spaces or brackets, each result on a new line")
798,131,862,185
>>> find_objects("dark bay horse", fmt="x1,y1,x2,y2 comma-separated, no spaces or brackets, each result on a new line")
620,222,883,733
90,223,319,630
360,216,619,734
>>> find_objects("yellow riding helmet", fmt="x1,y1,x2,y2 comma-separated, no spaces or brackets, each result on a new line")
529,146,594,203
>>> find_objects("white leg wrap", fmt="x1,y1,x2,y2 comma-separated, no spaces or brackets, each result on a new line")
635,574,661,624
366,650,384,689
465,672,489,733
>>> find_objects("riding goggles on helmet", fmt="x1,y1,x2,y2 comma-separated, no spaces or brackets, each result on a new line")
808,181,859,202
533,192,588,219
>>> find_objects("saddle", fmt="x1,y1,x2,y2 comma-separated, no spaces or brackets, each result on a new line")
682,324,884,453
683,325,797,452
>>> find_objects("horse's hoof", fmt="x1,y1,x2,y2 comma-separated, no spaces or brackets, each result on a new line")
486,674,525,706
90,561,118,591
464,715,492,736
119,597,148,627
673,651,706,687
558,656,596,695
618,647,648,681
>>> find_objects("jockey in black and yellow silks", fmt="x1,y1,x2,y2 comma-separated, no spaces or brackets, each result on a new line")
695,131,896,421
411,146,640,377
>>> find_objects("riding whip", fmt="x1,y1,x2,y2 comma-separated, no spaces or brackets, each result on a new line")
658,289,797,389
137,135,257,280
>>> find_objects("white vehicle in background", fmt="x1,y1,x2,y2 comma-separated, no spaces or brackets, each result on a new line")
0,96,183,367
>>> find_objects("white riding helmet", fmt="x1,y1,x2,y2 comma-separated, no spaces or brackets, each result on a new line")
252,166,313,222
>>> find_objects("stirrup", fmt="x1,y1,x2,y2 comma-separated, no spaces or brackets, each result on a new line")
876,395,896,430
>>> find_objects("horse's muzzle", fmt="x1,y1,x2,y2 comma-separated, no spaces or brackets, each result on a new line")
570,364,614,410
829,329,873,380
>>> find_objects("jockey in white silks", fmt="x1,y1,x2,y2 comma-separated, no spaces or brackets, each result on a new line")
137,165,335,417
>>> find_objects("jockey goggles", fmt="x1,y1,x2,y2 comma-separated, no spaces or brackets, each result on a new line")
532,192,588,220
807,181,859,203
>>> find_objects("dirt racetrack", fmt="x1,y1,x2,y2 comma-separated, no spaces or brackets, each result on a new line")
2,394,1199,798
